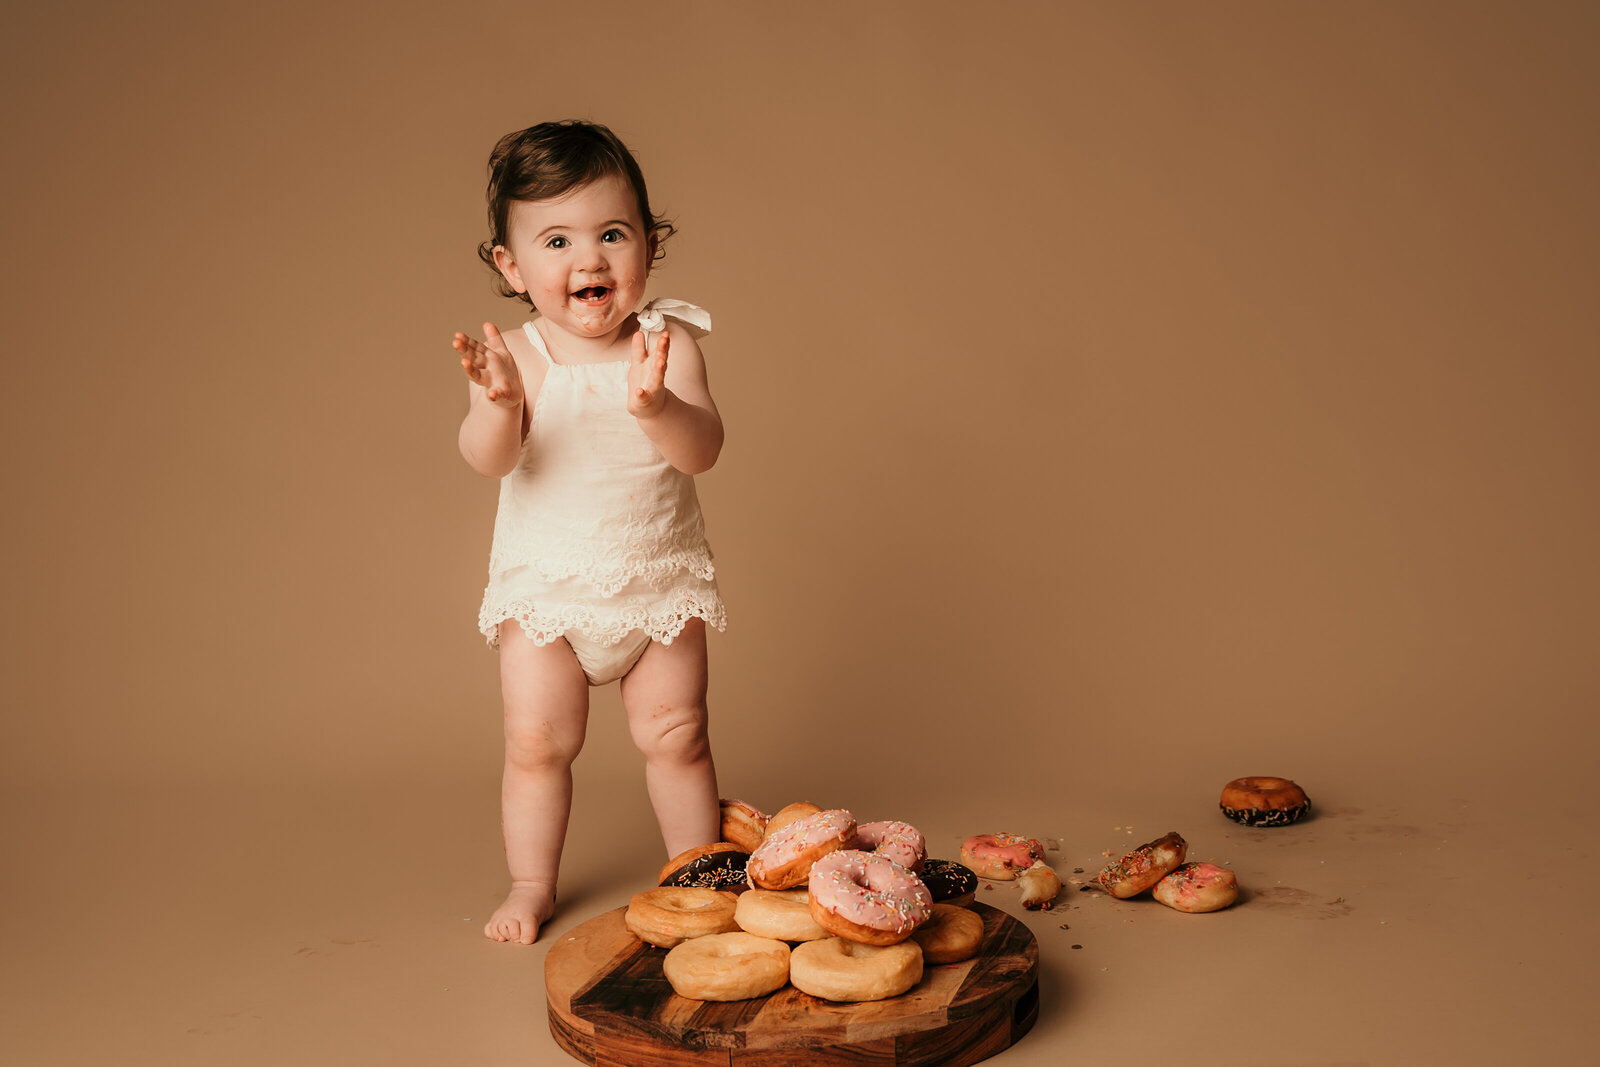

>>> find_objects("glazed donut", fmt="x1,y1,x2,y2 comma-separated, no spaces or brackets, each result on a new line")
624,887,740,948
1017,860,1061,911
764,801,822,837
663,932,791,1001
746,808,857,890
719,798,769,852
1220,776,1311,826
807,850,933,946
734,888,828,942
856,820,926,872
789,937,923,1002
1097,831,1188,899
960,833,1044,880
909,903,985,964
1154,862,1239,913
918,858,978,906
658,843,750,891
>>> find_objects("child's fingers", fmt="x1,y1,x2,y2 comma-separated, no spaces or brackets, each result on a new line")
631,329,648,364
483,322,511,353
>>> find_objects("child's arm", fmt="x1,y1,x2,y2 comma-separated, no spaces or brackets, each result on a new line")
454,323,526,478
628,323,724,475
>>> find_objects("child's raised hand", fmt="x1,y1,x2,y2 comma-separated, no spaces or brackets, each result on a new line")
628,327,670,418
454,323,524,408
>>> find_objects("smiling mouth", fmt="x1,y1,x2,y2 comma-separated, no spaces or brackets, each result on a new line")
572,286,610,303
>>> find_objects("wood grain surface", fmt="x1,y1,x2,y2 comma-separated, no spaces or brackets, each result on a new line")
545,900,1039,1066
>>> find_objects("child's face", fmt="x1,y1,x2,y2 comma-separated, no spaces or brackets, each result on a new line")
493,173,653,342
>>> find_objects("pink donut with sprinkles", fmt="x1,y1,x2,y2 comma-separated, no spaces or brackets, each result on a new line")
856,820,926,872
808,849,933,946
746,808,857,890
960,832,1045,880
1153,861,1239,913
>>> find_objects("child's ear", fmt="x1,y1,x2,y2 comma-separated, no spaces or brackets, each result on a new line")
491,245,526,293
646,231,660,269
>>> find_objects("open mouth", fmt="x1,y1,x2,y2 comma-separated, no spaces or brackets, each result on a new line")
572,286,611,303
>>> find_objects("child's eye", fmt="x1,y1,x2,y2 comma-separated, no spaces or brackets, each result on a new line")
545,235,569,250
601,229,626,244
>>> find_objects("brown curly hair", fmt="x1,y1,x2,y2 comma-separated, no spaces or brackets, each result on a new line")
477,120,675,306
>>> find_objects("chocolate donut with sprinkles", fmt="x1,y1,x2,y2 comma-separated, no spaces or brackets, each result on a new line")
918,858,979,906
1219,776,1311,826
659,843,750,891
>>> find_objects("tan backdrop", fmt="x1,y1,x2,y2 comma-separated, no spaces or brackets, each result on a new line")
3,2,1597,1063
6,0,1595,798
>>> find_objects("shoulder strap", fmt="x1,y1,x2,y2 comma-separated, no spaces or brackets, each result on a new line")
521,320,556,366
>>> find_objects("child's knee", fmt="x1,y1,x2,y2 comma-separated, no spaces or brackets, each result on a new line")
635,707,710,763
504,719,581,772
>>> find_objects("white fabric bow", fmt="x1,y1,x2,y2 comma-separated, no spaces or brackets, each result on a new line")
636,298,712,340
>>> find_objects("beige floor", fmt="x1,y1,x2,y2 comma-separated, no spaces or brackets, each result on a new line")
4,764,1590,1066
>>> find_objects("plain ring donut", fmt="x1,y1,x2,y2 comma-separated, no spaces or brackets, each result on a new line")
764,801,822,837
719,799,770,852
734,888,828,942
663,931,792,1001
909,903,985,964
789,937,924,1002
1220,776,1311,826
625,886,740,948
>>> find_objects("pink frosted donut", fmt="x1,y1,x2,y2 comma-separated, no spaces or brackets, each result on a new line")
856,820,926,872
960,832,1044,880
1153,861,1239,913
807,849,933,946
746,809,857,890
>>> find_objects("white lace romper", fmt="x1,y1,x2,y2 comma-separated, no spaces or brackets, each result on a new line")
476,299,726,684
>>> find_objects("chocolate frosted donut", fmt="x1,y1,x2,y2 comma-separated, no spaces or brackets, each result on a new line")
918,858,979,907
1220,776,1311,826
659,843,751,891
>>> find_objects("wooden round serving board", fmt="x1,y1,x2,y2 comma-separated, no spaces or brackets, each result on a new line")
545,900,1038,1066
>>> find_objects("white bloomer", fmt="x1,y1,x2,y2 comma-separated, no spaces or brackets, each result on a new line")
477,298,726,684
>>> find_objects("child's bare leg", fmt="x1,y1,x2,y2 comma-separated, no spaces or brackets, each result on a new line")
620,618,720,856
487,623,589,944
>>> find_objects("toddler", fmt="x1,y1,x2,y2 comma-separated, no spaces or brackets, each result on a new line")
452,121,727,944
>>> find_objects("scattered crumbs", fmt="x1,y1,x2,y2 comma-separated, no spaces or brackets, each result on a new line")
985,883,996,891
1326,897,1344,905
1380,920,1388,925
1101,967,1108,972
1072,867,1084,874
1058,923,1071,930
1077,886,1093,893
1071,944,1083,949
1046,838,1061,851
1101,849,1114,858
1127,830,1133,835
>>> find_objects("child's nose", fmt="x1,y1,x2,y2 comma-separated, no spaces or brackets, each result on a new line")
577,240,609,271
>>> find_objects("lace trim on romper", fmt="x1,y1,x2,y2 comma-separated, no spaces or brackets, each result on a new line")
477,299,725,650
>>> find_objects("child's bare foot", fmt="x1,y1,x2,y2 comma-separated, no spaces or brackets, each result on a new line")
485,880,556,944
